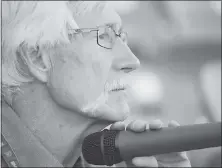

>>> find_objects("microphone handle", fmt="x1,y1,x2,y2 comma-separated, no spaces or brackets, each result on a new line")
116,122,221,161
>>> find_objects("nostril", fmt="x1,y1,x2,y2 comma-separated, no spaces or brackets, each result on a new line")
121,67,134,73
121,60,140,73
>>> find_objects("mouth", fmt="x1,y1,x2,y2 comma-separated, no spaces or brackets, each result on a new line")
105,79,128,93
111,87,126,92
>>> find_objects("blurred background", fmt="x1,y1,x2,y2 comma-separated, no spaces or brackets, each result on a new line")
109,1,221,167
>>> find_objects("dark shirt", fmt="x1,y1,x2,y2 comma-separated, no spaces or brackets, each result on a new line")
1,101,66,167
1,101,116,167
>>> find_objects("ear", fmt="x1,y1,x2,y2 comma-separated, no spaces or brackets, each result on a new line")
17,44,51,83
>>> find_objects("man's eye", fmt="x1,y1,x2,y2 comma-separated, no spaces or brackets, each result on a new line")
98,33,110,40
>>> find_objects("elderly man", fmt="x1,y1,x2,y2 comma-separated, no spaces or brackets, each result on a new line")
1,1,191,167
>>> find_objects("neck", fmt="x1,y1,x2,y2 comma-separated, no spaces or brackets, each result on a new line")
12,82,111,166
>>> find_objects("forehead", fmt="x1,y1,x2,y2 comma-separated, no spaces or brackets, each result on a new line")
73,5,122,28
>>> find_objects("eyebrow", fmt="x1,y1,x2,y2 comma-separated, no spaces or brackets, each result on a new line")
103,22,123,33
104,22,122,28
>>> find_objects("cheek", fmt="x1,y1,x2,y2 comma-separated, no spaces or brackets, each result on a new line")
47,46,112,110
83,41,113,81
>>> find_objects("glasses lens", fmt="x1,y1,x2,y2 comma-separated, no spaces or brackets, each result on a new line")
98,27,115,49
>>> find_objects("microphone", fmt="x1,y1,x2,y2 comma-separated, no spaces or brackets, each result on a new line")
82,122,221,166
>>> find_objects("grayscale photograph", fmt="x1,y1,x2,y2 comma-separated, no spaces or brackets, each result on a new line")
1,1,221,167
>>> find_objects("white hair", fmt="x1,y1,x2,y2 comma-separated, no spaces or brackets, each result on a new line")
1,1,106,103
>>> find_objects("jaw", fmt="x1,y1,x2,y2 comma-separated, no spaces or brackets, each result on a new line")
94,91,130,121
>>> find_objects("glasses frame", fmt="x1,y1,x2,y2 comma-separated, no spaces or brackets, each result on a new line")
68,25,127,49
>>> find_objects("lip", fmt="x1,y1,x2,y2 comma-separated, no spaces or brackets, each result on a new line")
105,79,129,93
110,88,126,92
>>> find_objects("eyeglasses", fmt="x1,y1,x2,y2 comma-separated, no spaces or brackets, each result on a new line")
68,25,128,49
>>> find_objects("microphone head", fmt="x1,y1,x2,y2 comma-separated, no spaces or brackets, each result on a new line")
82,130,123,166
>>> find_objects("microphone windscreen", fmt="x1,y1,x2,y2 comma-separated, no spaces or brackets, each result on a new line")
82,129,122,165
82,131,104,165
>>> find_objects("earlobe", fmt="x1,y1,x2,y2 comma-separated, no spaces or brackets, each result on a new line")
18,44,50,83
28,61,49,83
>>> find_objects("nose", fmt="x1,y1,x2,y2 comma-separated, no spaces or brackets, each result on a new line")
112,40,140,73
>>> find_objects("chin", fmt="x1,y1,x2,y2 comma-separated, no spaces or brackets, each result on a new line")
105,97,130,121
113,105,130,121
80,90,130,122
